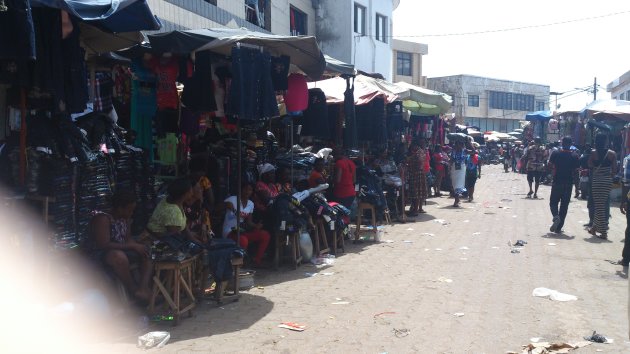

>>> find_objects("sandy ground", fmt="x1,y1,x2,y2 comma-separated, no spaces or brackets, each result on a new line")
97,165,630,353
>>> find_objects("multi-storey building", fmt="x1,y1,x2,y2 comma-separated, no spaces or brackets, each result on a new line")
427,75,550,133
392,39,428,87
606,70,630,101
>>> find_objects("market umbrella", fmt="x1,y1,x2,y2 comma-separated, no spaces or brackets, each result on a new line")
467,129,482,137
308,74,400,105
31,0,162,33
393,81,453,114
324,54,356,76
580,99,630,122
148,28,326,79
507,131,522,136
79,22,145,55
525,110,553,121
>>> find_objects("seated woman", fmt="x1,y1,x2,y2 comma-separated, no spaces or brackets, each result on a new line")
308,158,327,188
223,182,271,266
147,178,203,244
186,158,215,241
87,190,152,302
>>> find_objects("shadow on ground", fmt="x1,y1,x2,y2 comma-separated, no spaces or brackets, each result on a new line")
542,232,576,240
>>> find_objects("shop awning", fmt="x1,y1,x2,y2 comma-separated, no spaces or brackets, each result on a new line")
580,99,630,122
308,74,400,105
393,81,453,115
525,111,553,121
148,28,326,79
324,54,356,76
31,0,162,32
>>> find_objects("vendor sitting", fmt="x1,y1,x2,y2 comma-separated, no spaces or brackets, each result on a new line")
147,178,204,245
87,190,152,303
254,163,279,212
223,182,271,266
308,158,327,188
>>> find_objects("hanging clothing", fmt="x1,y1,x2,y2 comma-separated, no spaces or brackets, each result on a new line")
181,50,217,112
270,55,290,90
299,88,329,139
148,56,179,110
284,73,308,112
0,0,36,60
229,46,278,120
130,59,157,160
90,72,113,113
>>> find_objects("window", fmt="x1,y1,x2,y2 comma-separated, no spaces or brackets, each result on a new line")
290,6,307,36
203,0,217,5
354,3,366,35
376,14,388,43
396,51,412,76
536,100,545,111
245,0,267,29
489,91,535,111
621,93,626,100
626,90,630,100
468,95,479,107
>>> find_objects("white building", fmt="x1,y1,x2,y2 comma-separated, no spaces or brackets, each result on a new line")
147,0,316,36
313,0,400,81
392,39,428,87
428,75,550,133
606,70,630,100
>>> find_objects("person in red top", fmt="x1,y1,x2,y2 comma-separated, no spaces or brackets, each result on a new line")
333,149,356,208
432,145,446,197
308,158,327,188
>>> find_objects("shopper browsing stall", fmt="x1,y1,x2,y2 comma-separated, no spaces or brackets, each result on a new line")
333,148,357,209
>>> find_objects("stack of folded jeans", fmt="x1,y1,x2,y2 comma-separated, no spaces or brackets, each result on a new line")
76,153,114,242
47,158,79,250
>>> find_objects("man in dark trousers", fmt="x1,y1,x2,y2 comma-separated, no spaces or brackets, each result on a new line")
548,136,580,233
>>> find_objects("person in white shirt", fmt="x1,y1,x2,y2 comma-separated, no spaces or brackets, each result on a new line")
222,182,270,266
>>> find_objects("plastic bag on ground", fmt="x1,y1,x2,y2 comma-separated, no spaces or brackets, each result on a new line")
532,287,578,301
138,331,170,349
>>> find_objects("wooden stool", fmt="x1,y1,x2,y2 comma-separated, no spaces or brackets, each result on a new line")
149,256,198,326
313,218,330,256
215,256,243,305
274,231,302,270
355,202,378,241
331,226,345,255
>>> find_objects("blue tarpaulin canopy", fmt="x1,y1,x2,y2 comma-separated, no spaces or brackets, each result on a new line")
525,110,553,121
31,0,161,33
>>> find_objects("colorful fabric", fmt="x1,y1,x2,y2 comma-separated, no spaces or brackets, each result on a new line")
149,57,180,110
308,170,325,188
407,150,427,201
524,145,546,172
92,72,113,112
147,199,187,234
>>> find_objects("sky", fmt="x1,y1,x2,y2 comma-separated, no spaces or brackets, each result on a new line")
393,0,630,111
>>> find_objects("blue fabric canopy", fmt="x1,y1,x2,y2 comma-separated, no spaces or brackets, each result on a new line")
31,0,161,32
525,110,553,121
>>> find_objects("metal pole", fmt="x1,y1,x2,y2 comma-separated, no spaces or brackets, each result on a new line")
290,119,294,185
236,119,241,248
19,89,27,186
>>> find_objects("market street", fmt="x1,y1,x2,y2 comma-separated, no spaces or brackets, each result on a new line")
95,164,629,353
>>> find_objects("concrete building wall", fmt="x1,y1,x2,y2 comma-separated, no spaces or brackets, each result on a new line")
607,70,630,100
392,39,428,87
270,0,317,36
314,0,353,64
428,75,550,133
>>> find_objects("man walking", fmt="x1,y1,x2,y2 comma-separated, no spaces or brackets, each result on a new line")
523,138,546,198
618,153,630,268
548,137,580,233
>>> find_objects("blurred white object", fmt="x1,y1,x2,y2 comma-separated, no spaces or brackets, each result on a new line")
138,331,170,349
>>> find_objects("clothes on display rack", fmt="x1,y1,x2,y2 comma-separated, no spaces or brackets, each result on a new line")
270,55,290,91
130,58,157,160
0,0,36,60
387,101,405,139
356,98,386,144
148,55,179,110
90,72,114,113
181,50,217,112
229,46,278,121
298,88,330,140
284,73,308,113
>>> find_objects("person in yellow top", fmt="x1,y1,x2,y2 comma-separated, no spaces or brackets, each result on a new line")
147,178,203,244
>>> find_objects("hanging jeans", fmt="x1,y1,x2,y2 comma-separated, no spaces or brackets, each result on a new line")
229,46,278,121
